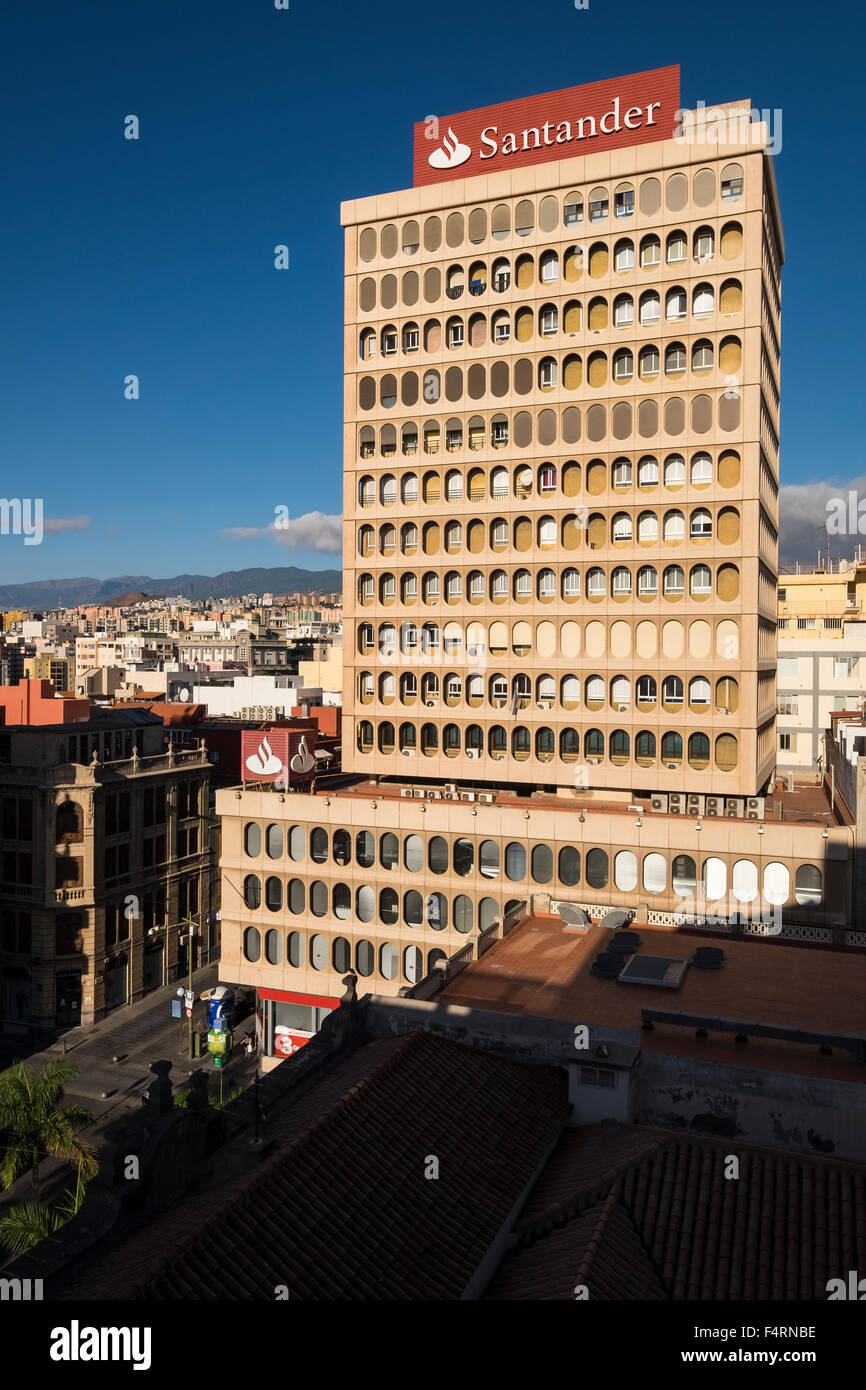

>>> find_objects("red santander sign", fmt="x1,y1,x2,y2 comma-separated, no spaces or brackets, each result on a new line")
241,728,318,784
414,66,680,187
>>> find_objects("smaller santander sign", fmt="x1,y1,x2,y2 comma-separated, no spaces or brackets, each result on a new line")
414,66,680,187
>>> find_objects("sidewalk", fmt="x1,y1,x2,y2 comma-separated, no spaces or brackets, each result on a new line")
0,964,259,1233
10,963,235,1121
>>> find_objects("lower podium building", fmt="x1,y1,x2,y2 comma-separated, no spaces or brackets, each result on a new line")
216,775,858,1065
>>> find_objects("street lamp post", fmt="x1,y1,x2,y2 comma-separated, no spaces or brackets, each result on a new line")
175,987,185,1050
178,916,198,1053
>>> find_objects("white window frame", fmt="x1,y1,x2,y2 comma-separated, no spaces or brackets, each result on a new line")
563,568,580,596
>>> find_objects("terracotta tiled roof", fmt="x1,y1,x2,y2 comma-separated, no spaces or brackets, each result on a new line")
60,1031,568,1301
485,1123,866,1300
489,1192,667,1300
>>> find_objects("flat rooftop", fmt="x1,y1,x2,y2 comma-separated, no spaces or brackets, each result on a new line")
440,915,866,1084
269,774,845,827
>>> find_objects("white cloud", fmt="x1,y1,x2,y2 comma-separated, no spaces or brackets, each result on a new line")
273,510,342,553
43,515,91,534
223,511,342,554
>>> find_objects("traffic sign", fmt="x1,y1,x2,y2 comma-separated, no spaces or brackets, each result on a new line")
213,1056,223,1069
184,990,195,1003
185,1007,193,1018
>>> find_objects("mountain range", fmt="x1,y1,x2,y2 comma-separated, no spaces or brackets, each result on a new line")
0,568,343,609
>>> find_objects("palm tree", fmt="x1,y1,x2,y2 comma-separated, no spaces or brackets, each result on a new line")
0,1167,89,1256
0,1060,97,1205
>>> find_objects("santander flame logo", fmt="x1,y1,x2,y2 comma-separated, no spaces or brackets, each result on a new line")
290,734,315,777
428,126,471,170
245,735,283,777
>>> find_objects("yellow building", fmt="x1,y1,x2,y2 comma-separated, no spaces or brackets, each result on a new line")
24,654,73,692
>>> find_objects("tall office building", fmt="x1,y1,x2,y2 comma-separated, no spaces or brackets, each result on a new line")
220,71,854,1063
343,67,781,801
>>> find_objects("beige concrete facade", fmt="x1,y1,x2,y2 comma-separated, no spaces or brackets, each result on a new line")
341,120,782,799
216,99,864,1025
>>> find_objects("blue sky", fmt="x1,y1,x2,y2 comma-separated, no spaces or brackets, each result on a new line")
0,0,861,583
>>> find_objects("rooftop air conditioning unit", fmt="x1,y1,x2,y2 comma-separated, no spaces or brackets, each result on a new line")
686,794,705,815
400,788,413,798
725,797,745,818
539,700,553,709
746,796,765,821
650,794,668,813
413,788,427,799
479,793,495,804
704,796,722,816
444,783,457,794
445,791,460,800
425,700,436,707
466,748,480,759
668,794,685,814
461,791,476,802
665,763,678,771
